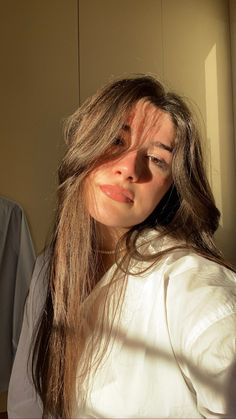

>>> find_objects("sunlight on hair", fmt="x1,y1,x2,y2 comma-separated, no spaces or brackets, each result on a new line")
205,43,223,227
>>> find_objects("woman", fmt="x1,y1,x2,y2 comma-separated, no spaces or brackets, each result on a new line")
8,75,236,418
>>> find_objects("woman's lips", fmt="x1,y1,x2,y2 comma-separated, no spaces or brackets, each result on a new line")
99,184,134,203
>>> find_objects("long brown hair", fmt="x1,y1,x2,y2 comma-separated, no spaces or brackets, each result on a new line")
32,75,235,417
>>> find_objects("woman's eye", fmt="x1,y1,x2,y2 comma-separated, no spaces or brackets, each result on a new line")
146,155,167,169
112,137,125,146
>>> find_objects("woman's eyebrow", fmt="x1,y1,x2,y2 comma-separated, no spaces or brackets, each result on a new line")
121,125,174,153
151,141,174,153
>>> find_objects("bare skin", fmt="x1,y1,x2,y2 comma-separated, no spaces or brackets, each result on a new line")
86,99,176,272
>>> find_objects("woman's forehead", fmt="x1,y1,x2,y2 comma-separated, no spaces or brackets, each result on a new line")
126,100,167,129
124,99,176,147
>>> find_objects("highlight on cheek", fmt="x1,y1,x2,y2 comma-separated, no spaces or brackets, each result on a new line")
84,174,100,221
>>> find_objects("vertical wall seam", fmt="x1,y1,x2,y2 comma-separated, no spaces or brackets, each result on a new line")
228,0,236,163
161,0,165,80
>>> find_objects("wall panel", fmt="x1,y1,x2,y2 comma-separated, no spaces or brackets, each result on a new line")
79,0,163,102
163,0,236,263
78,0,236,262
0,0,79,252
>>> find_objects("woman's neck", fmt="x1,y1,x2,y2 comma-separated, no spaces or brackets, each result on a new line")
97,223,127,253
96,223,127,277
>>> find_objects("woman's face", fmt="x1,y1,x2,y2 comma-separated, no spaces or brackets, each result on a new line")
85,99,175,236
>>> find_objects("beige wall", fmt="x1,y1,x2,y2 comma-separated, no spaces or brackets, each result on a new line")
79,0,236,264
229,0,236,160
0,0,235,263
162,0,236,263
0,0,235,409
79,0,163,102
0,0,79,253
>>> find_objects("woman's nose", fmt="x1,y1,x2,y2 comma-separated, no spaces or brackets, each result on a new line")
112,150,141,182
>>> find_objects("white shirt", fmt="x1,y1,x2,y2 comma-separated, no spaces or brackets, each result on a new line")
7,234,236,418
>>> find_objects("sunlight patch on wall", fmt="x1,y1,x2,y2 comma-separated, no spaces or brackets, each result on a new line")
205,44,223,226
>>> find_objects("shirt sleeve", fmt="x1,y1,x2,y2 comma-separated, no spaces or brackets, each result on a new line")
166,254,236,418
182,314,236,418
7,254,48,419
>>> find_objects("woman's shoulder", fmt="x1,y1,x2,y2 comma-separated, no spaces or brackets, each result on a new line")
139,230,236,304
154,241,236,353
144,232,236,342
147,232,236,288
162,244,236,297
159,248,236,418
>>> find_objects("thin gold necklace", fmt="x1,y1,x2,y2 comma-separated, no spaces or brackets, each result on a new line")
98,247,125,255
98,249,116,255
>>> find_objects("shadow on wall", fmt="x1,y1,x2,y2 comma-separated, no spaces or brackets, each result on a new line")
204,42,236,264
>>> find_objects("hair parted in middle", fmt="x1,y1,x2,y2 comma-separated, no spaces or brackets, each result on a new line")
32,74,225,418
